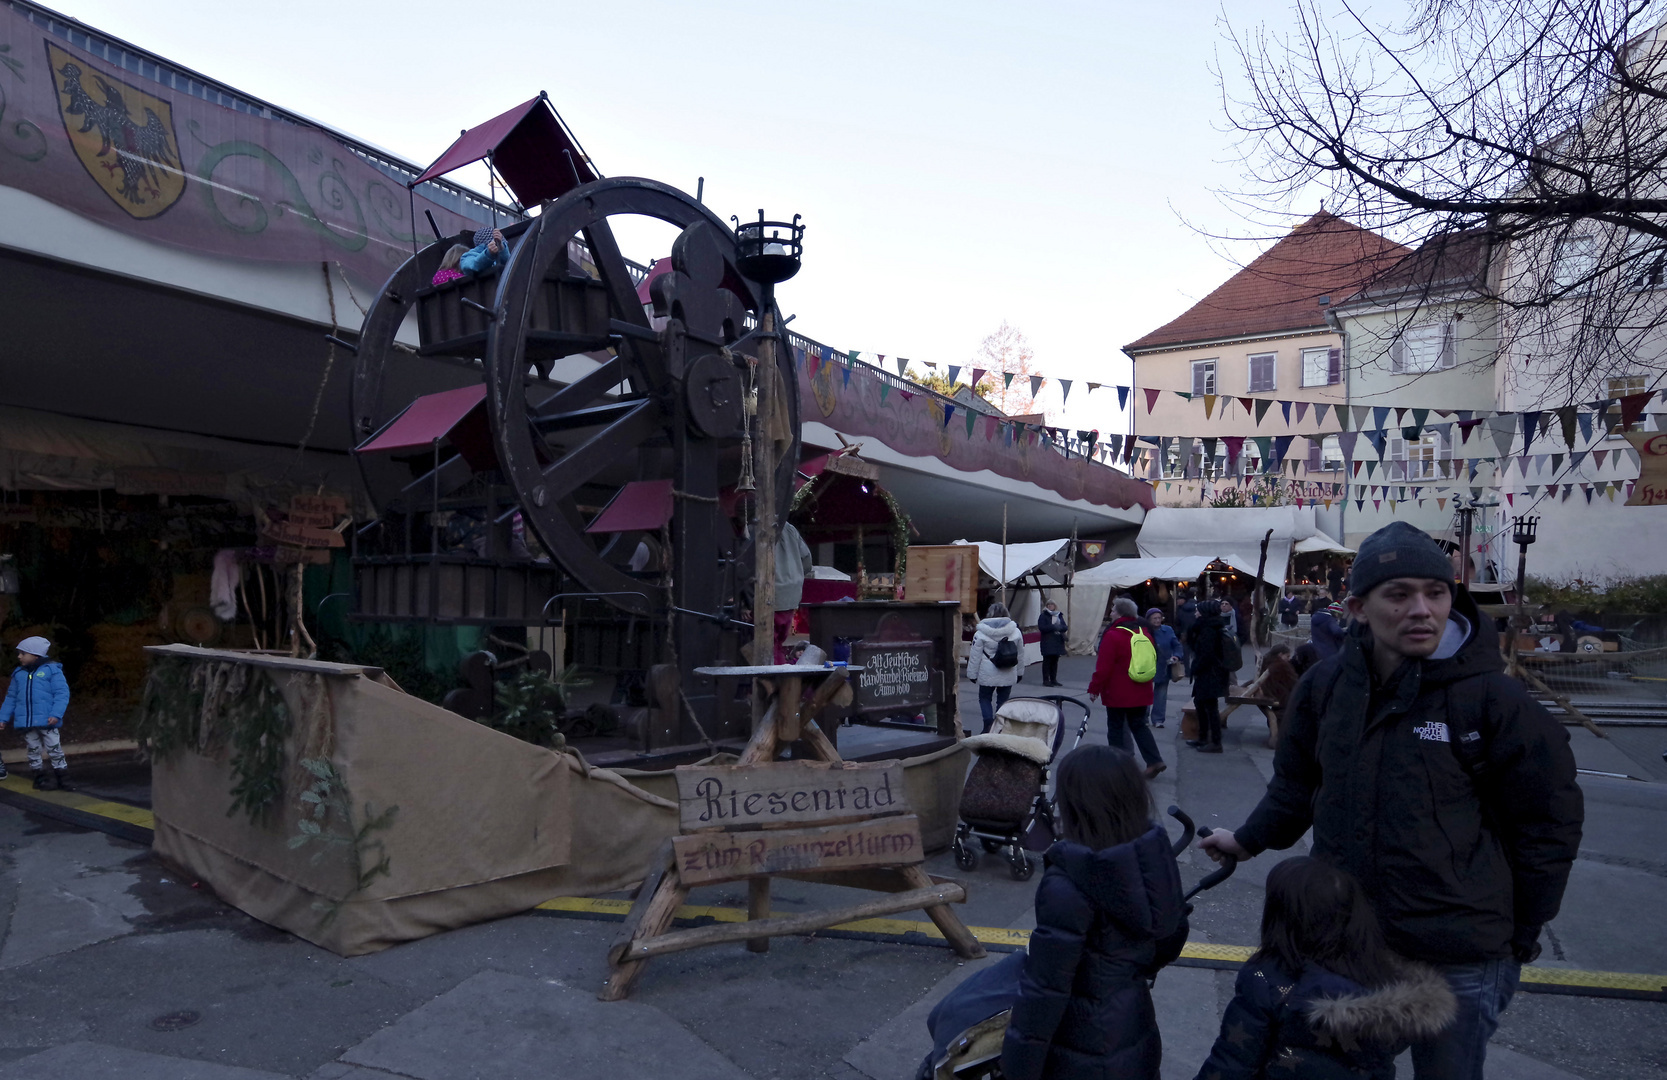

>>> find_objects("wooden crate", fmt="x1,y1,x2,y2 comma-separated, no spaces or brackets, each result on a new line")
903,545,978,612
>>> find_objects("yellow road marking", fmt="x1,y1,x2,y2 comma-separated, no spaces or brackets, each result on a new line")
0,774,156,829
11,791,1662,998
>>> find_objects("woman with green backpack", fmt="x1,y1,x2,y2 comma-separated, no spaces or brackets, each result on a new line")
1086,597,1166,779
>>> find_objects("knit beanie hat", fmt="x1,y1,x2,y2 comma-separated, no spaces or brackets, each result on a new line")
1349,521,1454,598
14,635,51,658
473,226,495,247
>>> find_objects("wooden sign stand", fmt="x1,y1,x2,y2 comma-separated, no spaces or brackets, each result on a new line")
599,665,985,1000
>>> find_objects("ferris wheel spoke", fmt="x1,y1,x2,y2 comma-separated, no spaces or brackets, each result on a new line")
539,398,662,502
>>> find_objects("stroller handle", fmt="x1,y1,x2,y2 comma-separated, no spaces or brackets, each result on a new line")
1182,826,1238,903
1165,806,1196,858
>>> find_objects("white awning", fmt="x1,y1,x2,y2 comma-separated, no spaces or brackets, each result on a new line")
1292,536,1355,555
1075,554,1278,589
953,538,1071,586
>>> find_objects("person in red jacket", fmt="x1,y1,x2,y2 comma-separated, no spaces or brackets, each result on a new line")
1087,596,1166,779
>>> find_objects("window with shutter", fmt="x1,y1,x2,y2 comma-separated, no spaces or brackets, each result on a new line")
1248,353,1276,393
1306,437,1322,471
1192,360,1217,397
1327,347,1341,385
1439,322,1456,369
1390,337,1406,374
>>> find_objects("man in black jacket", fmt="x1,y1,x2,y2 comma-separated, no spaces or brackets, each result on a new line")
1200,521,1582,1080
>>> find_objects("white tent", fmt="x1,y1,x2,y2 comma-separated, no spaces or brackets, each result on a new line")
1292,535,1355,556
953,538,1072,585
1073,556,1216,589
1135,506,1345,588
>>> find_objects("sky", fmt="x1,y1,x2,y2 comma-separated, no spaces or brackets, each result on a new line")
57,0,1315,439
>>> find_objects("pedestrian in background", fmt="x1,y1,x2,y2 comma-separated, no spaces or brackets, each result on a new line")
1309,595,1347,661
772,522,813,663
966,602,1025,733
1037,599,1068,687
1175,589,1199,669
0,636,74,790
1185,601,1232,754
1088,597,1165,779
1143,607,1181,729
1202,522,1583,1080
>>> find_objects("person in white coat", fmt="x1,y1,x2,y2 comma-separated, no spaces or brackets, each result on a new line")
965,602,1026,733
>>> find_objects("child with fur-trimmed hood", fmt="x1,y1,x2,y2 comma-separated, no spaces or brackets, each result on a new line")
1193,857,1455,1080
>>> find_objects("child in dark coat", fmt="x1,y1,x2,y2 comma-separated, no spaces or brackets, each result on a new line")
1192,857,1456,1080
1001,745,1189,1080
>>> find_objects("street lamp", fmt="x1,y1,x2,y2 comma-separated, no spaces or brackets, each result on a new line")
1512,515,1539,622
733,211,803,287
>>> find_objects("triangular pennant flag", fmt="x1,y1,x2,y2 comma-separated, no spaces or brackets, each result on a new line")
1411,408,1429,429
1457,418,1482,443
1353,405,1371,430
986,416,1000,441
1569,450,1585,470
1315,403,1332,427
1296,401,1311,425
1254,399,1273,426
896,357,909,376
1353,460,1365,477
899,390,915,403
1356,500,1366,513
1366,461,1378,479
1003,372,1015,390
1594,398,1615,433
842,363,853,387
1118,386,1130,411
1144,387,1161,414
1204,394,1217,419
1029,375,1045,399
1372,406,1391,431
970,368,987,387
1202,437,1218,460
966,408,977,438
1620,390,1653,430
1521,411,1542,453
1438,498,1447,510
1280,400,1292,425
1488,415,1516,458
879,382,891,405
1534,454,1549,473
1108,434,1123,460
1238,397,1255,415
1577,409,1594,444
1337,430,1360,462
1557,406,1578,449
1594,449,1609,469
1059,379,1073,402
942,403,956,428
1272,434,1294,468
1517,457,1531,477
1395,408,1408,425
947,365,961,385
1366,429,1387,458
1583,484,1594,503
846,350,859,366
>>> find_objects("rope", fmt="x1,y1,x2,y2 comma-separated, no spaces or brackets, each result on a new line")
672,489,721,504
286,262,340,475
659,520,716,751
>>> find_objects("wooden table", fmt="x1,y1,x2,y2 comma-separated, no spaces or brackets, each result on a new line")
1225,694,1281,749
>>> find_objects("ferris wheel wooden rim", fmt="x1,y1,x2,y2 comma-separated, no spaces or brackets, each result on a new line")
486,177,797,619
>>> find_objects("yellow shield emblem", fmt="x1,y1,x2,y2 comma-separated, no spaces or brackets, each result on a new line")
48,43,184,219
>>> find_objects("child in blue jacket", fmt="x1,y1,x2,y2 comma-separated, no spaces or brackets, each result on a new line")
0,636,75,790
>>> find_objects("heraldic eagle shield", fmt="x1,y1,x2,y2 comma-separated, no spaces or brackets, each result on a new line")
47,43,184,219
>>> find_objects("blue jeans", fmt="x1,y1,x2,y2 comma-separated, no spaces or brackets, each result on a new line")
1410,958,1520,1080
1148,678,1170,726
977,684,1012,733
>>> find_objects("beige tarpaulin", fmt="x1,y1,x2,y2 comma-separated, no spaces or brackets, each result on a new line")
146,646,969,956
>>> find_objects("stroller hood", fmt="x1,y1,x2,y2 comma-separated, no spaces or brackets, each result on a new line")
1046,825,1184,940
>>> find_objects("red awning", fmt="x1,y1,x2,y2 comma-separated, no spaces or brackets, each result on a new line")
357,385,487,453
586,479,675,533
411,95,598,207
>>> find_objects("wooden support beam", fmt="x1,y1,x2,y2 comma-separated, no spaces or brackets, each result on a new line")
616,882,967,962
899,864,986,959
747,876,771,954
599,870,689,1000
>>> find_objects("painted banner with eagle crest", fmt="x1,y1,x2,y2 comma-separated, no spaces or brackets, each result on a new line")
0,7,488,284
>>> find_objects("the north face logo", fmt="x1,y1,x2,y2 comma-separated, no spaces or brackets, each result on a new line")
1414,721,1451,743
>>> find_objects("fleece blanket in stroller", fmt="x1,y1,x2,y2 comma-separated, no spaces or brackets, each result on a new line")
918,951,1025,1079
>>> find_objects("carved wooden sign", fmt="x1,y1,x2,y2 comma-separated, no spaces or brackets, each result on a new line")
850,640,935,714
673,761,906,832
673,815,924,885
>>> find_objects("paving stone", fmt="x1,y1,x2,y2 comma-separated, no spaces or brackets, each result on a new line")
340,969,748,1080
0,1041,290,1080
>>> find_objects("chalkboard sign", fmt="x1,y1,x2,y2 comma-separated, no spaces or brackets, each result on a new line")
850,640,936,714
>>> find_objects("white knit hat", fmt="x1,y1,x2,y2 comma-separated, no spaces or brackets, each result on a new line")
14,636,50,658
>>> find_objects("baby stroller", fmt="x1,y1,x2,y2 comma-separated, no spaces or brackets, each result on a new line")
952,695,1090,881
922,809,1237,1079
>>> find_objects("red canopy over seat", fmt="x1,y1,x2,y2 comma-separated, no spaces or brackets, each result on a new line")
411,94,598,207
